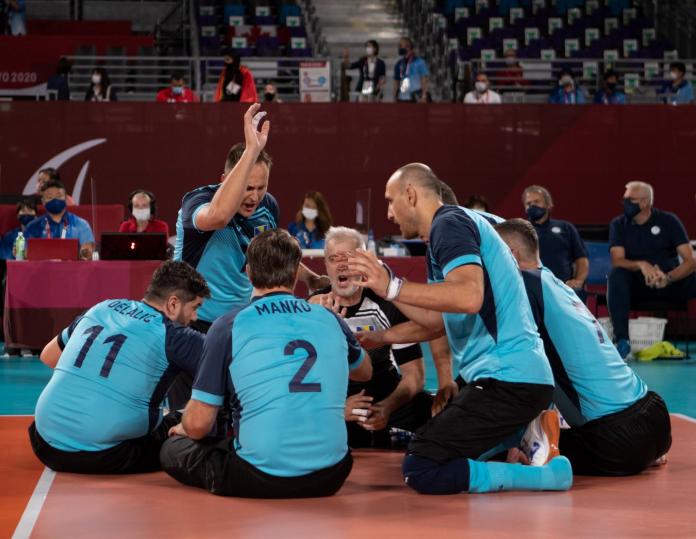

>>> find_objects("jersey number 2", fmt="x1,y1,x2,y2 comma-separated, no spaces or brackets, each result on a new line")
285,340,321,393
74,325,127,378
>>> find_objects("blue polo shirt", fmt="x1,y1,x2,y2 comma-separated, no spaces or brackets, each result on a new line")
662,79,695,105
174,185,279,323
23,212,94,246
191,292,366,477
394,55,429,101
609,208,689,273
288,221,325,249
532,218,587,283
427,205,553,386
521,268,647,425
0,227,21,259
593,90,626,104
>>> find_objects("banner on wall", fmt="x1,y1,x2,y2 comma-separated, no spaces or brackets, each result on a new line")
299,61,331,102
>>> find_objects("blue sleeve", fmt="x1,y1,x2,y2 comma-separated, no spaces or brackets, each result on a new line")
75,217,95,245
608,218,624,248
331,312,366,369
576,90,586,104
567,223,587,259
262,193,280,225
667,213,689,247
430,210,481,277
548,90,559,104
165,323,205,376
0,230,16,260
57,313,85,350
181,188,214,233
616,92,626,104
393,59,402,80
684,84,695,104
418,58,429,77
23,219,43,239
191,313,234,406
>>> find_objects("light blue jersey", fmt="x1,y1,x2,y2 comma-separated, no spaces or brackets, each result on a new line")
522,268,647,424
174,185,279,322
35,299,204,451
428,205,553,386
192,292,366,477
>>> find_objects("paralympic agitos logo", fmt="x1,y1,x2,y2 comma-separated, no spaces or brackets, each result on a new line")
22,138,107,203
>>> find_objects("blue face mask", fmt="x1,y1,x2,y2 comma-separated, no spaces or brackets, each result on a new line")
19,214,35,227
172,85,183,95
526,205,547,222
45,198,67,215
623,198,641,219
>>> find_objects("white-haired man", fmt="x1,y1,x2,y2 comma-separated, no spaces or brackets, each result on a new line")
310,226,432,448
609,181,696,358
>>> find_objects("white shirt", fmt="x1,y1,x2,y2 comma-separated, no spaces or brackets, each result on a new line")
464,89,502,104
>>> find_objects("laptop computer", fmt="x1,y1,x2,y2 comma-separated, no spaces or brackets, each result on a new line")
26,238,80,261
100,233,168,261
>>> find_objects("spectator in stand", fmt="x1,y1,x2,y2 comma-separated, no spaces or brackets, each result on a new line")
608,181,696,359
393,37,429,103
288,191,333,249
24,180,95,260
522,185,588,296
156,71,199,103
7,0,26,36
594,69,626,104
464,194,489,212
464,73,501,104
36,168,76,206
119,190,169,236
0,199,37,260
343,39,387,102
263,83,281,103
85,68,117,102
661,62,694,105
549,68,585,104
47,58,72,101
215,50,258,103
498,49,527,88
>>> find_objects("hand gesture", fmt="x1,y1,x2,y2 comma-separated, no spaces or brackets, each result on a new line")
318,291,347,318
345,390,373,422
168,422,187,437
431,381,459,417
360,401,390,431
347,249,390,298
356,330,386,350
243,103,270,152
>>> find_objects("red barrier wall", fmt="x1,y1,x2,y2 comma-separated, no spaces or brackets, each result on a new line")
0,102,693,238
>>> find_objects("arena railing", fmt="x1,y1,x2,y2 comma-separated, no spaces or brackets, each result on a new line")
65,55,327,102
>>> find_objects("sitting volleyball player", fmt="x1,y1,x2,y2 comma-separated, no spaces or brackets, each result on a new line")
496,219,672,475
29,261,210,474
310,226,432,448
347,163,572,495
160,229,373,498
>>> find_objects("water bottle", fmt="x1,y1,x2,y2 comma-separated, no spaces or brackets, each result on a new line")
367,229,376,254
14,231,26,261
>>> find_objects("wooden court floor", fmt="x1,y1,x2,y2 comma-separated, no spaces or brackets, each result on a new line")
4,415,696,538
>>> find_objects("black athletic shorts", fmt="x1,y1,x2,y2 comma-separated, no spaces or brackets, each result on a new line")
160,435,353,498
166,318,212,410
407,377,554,464
28,412,181,474
560,390,672,476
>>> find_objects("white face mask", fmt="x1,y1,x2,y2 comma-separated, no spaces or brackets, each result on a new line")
475,81,488,93
669,71,679,81
133,208,151,222
92,74,102,85
366,46,375,56
302,207,318,220
560,76,573,87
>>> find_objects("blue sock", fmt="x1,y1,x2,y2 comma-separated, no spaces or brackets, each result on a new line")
468,457,573,493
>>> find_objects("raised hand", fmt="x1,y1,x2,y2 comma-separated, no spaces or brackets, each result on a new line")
243,103,270,152
346,249,390,297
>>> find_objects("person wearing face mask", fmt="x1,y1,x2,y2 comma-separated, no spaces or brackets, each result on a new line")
24,179,95,260
342,39,386,102
608,181,696,359
660,62,695,105
593,69,626,105
549,68,585,104
214,50,258,103
393,37,430,103
119,190,169,236
498,48,527,88
85,67,117,102
464,73,501,104
262,82,282,103
288,191,333,249
156,71,199,103
29,260,210,474
522,185,588,297
0,200,37,260
309,227,432,449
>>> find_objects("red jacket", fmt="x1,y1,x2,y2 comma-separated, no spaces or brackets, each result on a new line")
119,217,170,236
215,65,258,103
156,87,199,103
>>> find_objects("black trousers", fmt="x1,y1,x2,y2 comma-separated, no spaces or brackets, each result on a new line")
166,318,212,410
28,412,181,474
160,435,353,498
407,378,554,464
560,391,672,476
608,268,696,341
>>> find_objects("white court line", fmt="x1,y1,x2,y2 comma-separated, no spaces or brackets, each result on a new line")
12,467,56,539
672,413,696,424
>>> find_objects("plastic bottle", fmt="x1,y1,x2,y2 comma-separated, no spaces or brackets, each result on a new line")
14,231,26,261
